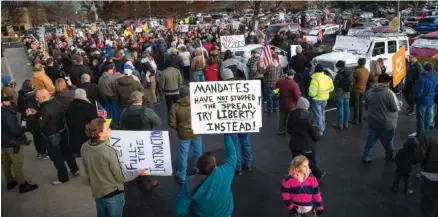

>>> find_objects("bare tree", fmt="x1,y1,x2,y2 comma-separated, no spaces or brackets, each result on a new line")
247,1,283,30
1,1,26,27
311,0,332,11
41,1,77,24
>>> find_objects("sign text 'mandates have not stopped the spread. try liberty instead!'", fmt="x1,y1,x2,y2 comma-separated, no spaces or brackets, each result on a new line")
190,81,262,134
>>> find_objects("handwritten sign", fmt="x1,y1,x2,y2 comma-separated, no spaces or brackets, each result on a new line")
180,24,189,33
219,35,245,51
110,130,172,176
190,81,262,134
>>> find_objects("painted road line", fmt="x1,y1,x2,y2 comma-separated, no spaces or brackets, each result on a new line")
325,107,337,112
3,55,15,80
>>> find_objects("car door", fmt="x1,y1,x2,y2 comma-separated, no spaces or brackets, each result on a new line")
371,41,387,66
385,40,399,74
272,47,288,69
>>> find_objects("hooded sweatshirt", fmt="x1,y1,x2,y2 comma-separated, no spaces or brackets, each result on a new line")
415,71,438,107
174,135,236,217
168,96,198,140
32,71,55,94
365,85,402,131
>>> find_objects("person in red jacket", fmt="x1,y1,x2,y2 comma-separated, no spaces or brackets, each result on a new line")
275,69,301,135
204,56,220,81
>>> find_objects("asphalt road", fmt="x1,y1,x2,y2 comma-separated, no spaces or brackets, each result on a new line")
1,47,422,217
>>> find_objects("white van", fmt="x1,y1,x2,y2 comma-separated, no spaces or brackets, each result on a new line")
311,31,410,79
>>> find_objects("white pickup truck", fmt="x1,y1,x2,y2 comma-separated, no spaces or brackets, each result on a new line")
311,32,410,79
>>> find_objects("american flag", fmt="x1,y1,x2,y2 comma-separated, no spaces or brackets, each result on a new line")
262,31,273,67
262,43,272,67
318,25,323,41
338,24,343,35
96,102,107,119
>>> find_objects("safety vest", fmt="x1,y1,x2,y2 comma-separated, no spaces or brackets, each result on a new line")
308,72,334,100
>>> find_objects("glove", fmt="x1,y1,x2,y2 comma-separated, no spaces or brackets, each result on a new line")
289,206,298,215
317,210,324,215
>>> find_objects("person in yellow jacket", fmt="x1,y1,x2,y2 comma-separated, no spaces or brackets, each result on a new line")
308,64,334,136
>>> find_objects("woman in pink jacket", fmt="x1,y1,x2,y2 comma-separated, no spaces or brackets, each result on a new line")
281,155,324,217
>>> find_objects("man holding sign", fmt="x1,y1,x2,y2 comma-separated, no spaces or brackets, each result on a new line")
81,118,149,217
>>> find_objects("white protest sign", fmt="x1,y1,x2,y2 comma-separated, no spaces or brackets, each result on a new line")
67,37,73,46
219,35,245,52
190,80,262,134
110,130,172,176
290,45,299,57
279,12,285,20
232,22,240,30
135,27,143,33
180,24,189,32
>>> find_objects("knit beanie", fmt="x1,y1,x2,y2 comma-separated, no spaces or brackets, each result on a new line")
1,75,12,85
296,97,310,110
74,88,90,103
179,85,190,98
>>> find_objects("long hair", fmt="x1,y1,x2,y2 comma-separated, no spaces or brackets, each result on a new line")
20,79,33,92
288,155,309,174
369,60,381,76
55,78,68,93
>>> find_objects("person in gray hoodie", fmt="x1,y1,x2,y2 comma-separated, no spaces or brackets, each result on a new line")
362,73,402,163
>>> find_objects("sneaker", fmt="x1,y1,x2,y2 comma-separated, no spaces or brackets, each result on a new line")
343,124,349,129
242,165,252,172
263,101,267,104
278,132,286,136
362,159,372,164
21,139,32,146
332,124,343,130
235,170,243,176
72,171,80,177
405,189,414,195
36,154,43,160
174,176,185,185
406,111,415,116
42,154,50,160
19,182,38,194
52,180,69,185
6,180,18,190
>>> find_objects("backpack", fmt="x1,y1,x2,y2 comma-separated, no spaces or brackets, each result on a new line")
204,64,219,81
120,107,151,131
337,70,352,92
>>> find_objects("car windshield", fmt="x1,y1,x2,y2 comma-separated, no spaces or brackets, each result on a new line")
212,15,222,19
411,38,438,49
419,18,435,24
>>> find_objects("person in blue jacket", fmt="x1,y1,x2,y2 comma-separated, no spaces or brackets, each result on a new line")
174,135,237,217
416,62,438,136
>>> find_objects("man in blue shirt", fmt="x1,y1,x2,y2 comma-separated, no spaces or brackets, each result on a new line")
416,62,438,136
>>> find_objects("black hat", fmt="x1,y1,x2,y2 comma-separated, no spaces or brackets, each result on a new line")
286,68,296,76
358,58,366,66
335,60,346,68
314,64,324,73
378,73,391,83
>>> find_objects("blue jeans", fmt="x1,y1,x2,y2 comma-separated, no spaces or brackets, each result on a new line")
192,71,205,82
176,136,202,181
417,106,434,135
263,87,278,112
362,126,395,161
96,193,125,217
310,100,328,136
44,131,79,182
231,133,252,171
336,97,350,125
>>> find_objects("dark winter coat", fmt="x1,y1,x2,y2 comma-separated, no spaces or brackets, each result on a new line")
54,90,75,110
81,82,99,104
287,109,320,151
69,64,94,87
66,99,98,155
114,76,144,109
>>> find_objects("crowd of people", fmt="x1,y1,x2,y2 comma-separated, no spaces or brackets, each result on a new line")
1,21,438,217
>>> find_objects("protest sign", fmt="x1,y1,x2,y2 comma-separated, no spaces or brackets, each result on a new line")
219,35,245,51
290,45,299,57
180,24,189,32
190,80,263,134
110,131,172,176
67,37,73,46
135,27,143,33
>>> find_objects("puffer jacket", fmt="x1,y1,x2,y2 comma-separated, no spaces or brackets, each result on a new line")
32,71,55,94
114,75,144,109
168,96,199,140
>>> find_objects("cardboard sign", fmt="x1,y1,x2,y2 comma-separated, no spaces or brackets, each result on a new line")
189,80,263,134
279,13,285,20
180,24,189,32
165,18,174,30
135,27,143,33
290,45,299,57
392,46,406,88
110,131,172,176
219,35,245,51
67,37,73,46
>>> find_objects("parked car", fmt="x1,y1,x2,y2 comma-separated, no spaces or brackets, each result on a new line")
410,31,438,58
267,23,303,36
415,16,438,33
306,24,339,46
234,44,289,79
